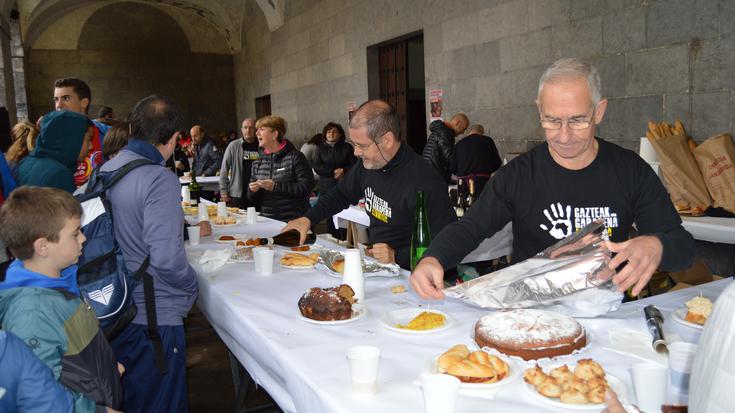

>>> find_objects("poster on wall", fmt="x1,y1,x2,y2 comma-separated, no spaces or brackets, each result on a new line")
429,89,443,120
347,101,357,121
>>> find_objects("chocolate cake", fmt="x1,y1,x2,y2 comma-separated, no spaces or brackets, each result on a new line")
474,309,586,361
298,284,357,321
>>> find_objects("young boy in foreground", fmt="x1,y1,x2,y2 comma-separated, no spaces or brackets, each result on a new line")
0,186,122,413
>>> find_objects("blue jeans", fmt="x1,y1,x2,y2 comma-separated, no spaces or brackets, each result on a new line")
111,323,188,413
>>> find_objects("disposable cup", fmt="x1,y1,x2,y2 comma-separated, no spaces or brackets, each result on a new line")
198,204,209,221
181,186,191,203
631,363,668,412
253,247,269,273
669,342,697,393
420,374,461,413
247,207,257,224
187,226,201,246
347,346,380,396
217,201,227,217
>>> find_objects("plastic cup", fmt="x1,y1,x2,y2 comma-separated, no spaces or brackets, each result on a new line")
181,186,191,203
346,346,380,396
198,204,208,221
247,207,257,224
669,342,697,394
253,247,269,273
187,226,201,246
631,363,668,412
253,248,274,275
217,201,227,217
420,374,461,413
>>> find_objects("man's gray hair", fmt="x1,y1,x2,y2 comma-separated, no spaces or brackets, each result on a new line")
537,58,602,106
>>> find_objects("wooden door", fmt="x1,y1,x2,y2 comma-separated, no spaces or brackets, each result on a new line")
378,42,407,142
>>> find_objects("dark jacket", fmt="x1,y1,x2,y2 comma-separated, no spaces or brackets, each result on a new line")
450,133,502,177
422,119,455,184
312,140,356,197
248,140,315,221
193,138,223,176
0,260,122,412
16,111,88,193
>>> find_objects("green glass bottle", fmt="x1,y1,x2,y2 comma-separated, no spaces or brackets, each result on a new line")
410,191,431,270
188,159,201,206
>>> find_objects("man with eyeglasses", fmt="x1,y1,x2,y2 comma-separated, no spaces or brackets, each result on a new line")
411,57,694,300
281,100,456,270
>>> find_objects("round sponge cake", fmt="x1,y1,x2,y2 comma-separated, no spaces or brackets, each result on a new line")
474,309,586,361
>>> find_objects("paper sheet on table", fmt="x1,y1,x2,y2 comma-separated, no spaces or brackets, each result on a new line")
605,329,669,366
198,249,232,272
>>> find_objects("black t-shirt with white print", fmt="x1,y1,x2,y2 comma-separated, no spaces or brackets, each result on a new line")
425,138,694,271
304,143,457,269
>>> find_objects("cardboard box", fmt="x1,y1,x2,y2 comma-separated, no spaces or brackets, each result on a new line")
669,259,714,286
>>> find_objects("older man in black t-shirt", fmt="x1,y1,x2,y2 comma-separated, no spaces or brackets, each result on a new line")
281,100,456,270
411,58,694,300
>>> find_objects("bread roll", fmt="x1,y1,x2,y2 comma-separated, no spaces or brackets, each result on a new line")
446,359,496,383
332,259,345,273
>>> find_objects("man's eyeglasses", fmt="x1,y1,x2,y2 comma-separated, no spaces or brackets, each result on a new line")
347,134,383,151
540,106,597,130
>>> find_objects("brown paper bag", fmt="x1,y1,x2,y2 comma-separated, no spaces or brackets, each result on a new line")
647,134,712,212
693,133,735,213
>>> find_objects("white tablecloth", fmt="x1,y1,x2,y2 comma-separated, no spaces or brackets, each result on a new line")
681,216,735,244
180,176,219,191
332,206,513,264
191,216,732,413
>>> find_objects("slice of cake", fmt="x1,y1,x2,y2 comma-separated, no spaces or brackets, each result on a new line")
298,284,356,321
684,296,712,325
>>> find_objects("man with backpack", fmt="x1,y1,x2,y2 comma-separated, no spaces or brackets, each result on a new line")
99,95,197,412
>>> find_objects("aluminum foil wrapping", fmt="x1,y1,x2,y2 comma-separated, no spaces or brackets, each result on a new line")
316,248,401,278
445,220,619,311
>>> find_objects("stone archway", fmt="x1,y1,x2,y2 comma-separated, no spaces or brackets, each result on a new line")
25,1,236,132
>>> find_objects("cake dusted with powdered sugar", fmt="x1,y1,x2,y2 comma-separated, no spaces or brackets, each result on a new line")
474,309,586,361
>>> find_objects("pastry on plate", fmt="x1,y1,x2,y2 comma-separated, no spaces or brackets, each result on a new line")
684,296,712,325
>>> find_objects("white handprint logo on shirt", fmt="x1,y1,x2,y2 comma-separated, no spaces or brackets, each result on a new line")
540,203,572,239
364,187,374,213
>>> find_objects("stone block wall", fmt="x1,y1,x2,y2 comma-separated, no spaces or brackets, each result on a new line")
235,0,735,155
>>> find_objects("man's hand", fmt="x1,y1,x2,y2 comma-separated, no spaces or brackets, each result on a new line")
196,221,212,237
606,235,663,297
281,217,311,245
117,362,125,376
409,256,446,300
258,179,275,191
365,243,395,265
334,168,345,180
248,182,261,193
221,193,231,203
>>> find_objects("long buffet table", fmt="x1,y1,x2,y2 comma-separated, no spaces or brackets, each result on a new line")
190,216,731,413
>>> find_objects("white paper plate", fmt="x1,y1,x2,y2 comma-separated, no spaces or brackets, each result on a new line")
380,308,452,334
671,307,705,330
299,305,367,325
522,371,628,410
212,221,242,228
228,248,254,263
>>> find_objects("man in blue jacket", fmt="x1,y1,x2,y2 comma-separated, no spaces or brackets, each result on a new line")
101,95,198,412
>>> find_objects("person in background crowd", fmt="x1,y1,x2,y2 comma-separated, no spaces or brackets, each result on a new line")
0,186,123,413
5,121,40,177
16,111,93,193
190,125,222,176
172,134,191,177
411,57,695,300
248,115,314,221
300,132,323,167
0,329,74,412
422,112,469,184
220,118,259,208
101,95,197,412
449,123,502,197
312,122,356,239
53,78,105,186
95,105,115,126
102,121,131,160
282,100,456,269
